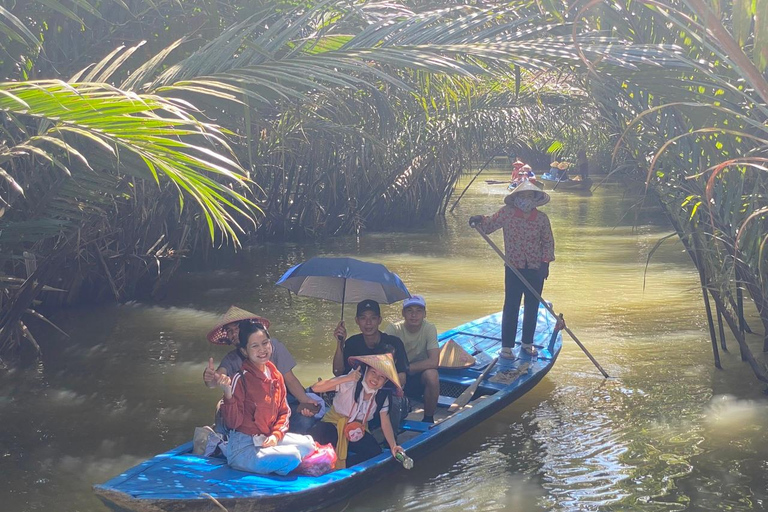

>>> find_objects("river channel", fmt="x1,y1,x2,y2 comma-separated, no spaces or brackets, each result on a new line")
2,169,768,512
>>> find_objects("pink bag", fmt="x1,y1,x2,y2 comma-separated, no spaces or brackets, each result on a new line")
294,442,337,476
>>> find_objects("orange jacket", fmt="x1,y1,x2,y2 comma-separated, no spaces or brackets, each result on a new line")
221,360,290,441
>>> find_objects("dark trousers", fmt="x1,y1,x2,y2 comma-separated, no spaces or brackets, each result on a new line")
308,421,382,467
502,267,545,348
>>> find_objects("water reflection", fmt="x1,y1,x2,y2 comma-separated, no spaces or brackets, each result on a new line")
2,171,768,512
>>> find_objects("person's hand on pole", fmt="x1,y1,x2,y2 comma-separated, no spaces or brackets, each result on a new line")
469,215,484,227
334,320,347,343
555,314,566,331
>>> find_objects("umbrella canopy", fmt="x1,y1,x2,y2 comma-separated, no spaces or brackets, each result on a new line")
276,257,410,319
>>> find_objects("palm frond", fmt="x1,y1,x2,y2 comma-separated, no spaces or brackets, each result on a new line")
0,80,258,242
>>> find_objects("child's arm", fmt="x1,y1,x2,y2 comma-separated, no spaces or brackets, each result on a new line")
311,367,361,393
379,409,404,458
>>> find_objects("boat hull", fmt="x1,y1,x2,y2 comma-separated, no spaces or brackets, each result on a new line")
539,173,592,190
95,306,562,512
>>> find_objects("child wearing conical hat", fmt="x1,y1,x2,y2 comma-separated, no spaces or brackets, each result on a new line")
309,353,405,469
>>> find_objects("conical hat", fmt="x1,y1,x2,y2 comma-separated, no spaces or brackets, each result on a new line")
438,339,476,369
207,306,270,345
557,162,569,170
348,353,402,392
504,179,550,207
550,161,559,167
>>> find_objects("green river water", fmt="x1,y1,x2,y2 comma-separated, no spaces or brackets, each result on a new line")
2,170,768,512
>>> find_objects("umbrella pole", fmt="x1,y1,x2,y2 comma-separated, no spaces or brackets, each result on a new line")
336,280,346,343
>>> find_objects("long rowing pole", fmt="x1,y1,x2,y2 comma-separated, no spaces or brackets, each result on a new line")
472,225,610,378
450,153,499,213
552,166,567,191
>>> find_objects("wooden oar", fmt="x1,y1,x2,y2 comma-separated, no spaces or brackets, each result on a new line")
472,226,610,378
448,357,499,412
552,167,567,191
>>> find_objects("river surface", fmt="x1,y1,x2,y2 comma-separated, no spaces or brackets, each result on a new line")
2,170,768,512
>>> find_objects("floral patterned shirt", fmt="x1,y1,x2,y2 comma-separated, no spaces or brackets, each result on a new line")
478,205,555,269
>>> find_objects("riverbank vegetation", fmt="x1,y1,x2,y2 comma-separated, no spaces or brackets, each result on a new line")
2,0,766,384
577,0,768,382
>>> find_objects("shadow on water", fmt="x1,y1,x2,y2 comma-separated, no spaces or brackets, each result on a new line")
2,170,768,512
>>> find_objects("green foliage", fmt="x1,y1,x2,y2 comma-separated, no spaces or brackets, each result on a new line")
576,0,768,380
0,0,703,362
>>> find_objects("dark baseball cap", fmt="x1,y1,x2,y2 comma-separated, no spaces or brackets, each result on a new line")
356,299,381,317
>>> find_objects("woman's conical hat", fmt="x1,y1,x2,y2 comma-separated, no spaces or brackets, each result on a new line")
504,179,551,207
207,306,270,345
438,339,476,369
550,161,559,167
557,162,569,170
348,353,402,392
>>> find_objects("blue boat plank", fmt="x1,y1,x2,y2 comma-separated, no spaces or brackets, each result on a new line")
94,303,562,512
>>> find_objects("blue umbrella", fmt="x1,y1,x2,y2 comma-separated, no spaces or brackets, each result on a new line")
276,257,411,321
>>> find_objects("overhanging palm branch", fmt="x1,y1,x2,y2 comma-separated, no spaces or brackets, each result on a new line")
0,80,258,242
106,2,685,118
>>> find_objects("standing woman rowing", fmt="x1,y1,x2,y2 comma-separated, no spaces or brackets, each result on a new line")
469,181,555,358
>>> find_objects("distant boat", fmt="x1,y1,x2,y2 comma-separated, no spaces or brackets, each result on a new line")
539,173,593,191
508,176,544,191
94,304,563,512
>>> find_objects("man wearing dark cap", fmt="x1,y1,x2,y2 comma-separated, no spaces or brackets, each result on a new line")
333,299,409,387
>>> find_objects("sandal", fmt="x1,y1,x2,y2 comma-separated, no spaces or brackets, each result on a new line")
521,344,537,356
499,347,515,359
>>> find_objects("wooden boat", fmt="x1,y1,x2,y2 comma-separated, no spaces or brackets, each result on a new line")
94,303,562,512
539,173,593,191
508,176,544,191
